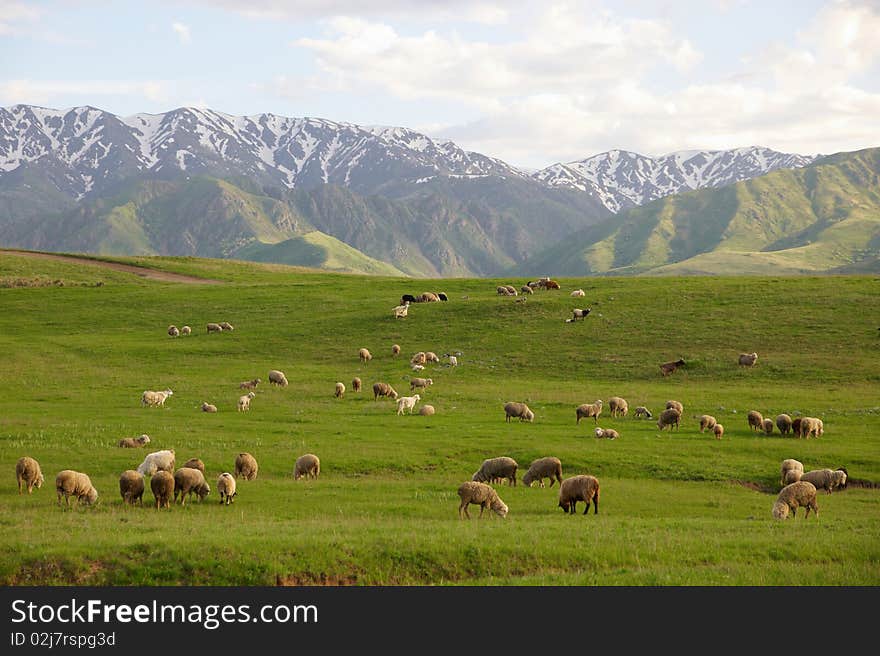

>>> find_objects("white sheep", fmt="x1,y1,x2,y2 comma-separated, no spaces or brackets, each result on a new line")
180,325,192,335
781,459,804,487
119,470,145,506
425,351,441,363
268,370,289,387
234,452,259,480
411,363,425,372
219,321,234,331
142,389,173,407
457,481,508,519
136,449,176,477
762,418,774,435
447,355,458,367
294,453,320,480
206,323,222,333
410,351,427,366
237,391,256,411
217,472,237,505
569,308,591,322
772,481,818,519
570,289,586,297
391,344,401,357
713,423,724,440
576,400,603,424
168,325,180,337
699,415,717,432
334,382,345,398
472,456,518,486
799,417,824,439
504,401,534,423
55,470,98,507
118,434,152,447
522,457,563,488
558,475,600,515
173,467,210,505
608,396,628,418
393,303,409,319
16,456,44,494
201,401,218,413
359,347,372,364
396,394,421,415
799,468,847,494
594,427,619,439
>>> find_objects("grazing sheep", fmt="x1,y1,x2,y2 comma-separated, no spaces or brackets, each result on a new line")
457,481,508,519
447,355,458,367
137,449,176,477
594,427,619,440
418,292,440,302
410,351,427,367
409,377,433,392
294,453,320,480
569,308,591,322
237,391,256,412
800,468,848,494
659,358,686,376
217,472,236,505
780,459,804,487
400,294,417,305
142,389,173,407
772,481,818,520
699,415,717,433
373,382,399,400
763,418,775,435
665,400,684,415
201,401,218,413
747,410,764,432
55,470,98,507
738,352,758,367
545,280,561,290
335,382,345,398
168,325,180,337
183,458,205,474
150,470,174,509
358,348,373,364
118,434,151,448
219,322,234,331
234,453,258,480
522,457,563,488
575,400,603,424
239,378,261,390
207,322,222,333
776,414,793,435
396,394,421,415
391,344,401,357
173,467,210,505
268,370,288,387
393,303,409,319
558,475,600,515
497,285,515,296
520,285,534,295
15,456,44,494
634,406,653,419
180,325,192,335
657,408,681,431
425,351,440,363
713,423,724,440
570,289,586,297
504,401,534,423
472,456,518,486
352,377,362,392
418,404,435,416
799,417,824,439
119,470,145,506
608,396,628,418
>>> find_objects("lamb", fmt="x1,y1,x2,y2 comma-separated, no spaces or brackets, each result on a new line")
738,352,758,367
119,470,145,506
594,427,619,439
268,370,289,387
168,325,180,337
799,468,848,494
234,452,258,480
557,475,600,515
472,456,518,486
747,410,764,432
391,344,401,357
335,382,345,398
237,391,256,411
634,406,653,419
352,377,362,392
608,396,628,418
150,471,174,509
180,325,192,335
762,418,775,435
219,321,234,331
457,481,508,519
359,348,373,364
569,308,591,322
504,401,534,423
373,382,399,400
575,400,603,424
396,394,421,415
665,400,684,414
207,322,222,333
173,467,210,505
772,481,818,520
217,472,237,505
118,434,151,447
55,470,98,507
239,378,261,390
776,414,793,435
780,459,804,487
521,457,563,488
183,458,205,474
142,389,173,407
657,408,681,431
713,423,724,440
659,358,686,376
418,404,435,416
409,377,433,392
393,303,409,319
15,456,44,494
294,453,320,480
447,355,458,366
137,449,176,477
201,401,218,413
699,415,717,433
570,289,586,297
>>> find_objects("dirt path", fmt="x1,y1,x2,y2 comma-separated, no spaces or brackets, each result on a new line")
1,250,224,284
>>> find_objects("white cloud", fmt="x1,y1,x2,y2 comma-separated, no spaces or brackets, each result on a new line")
172,22,192,44
0,0,44,35
0,80,169,107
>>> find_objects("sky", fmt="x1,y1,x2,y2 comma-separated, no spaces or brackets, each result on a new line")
1,0,878,169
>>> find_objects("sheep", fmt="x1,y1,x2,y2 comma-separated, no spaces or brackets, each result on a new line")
400,294,417,305
472,456,518,486
497,285,515,296
747,410,764,432
239,378,261,390
15,456,44,494
569,308,591,322
217,472,236,505
118,434,151,447
173,467,210,505
545,280,561,290
201,401,218,413
504,401,534,423
219,321,234,331
55,470,98,507
425,351,441,363
436,292,448,301
207,322,222,333
557,475,600,515
762,418,774,435
418,292,440,302
168,325,180,337
268,370,288,387
294,453,320,480
409,377,433,392
410,351,427,366
776,414,793,435
183,458,205,474
352,377,362,392
411,363,425,372
234,453,258,480
791,417,803,437
335,382,345,398
570,289,586,297
657,408,681,431
119,470,145,506
799,417,824,439
608,396,628,418
137,449,176,477
358,347,373,364
738,352,758,367
594,427,619,440
520,285,534,295
457,481,508,519
575,400,603,424
772,481,818,520
713,423,724,440
237,391,256,411
396,394,421,415
800,468,848,494
699,415,717,433
521,457,563,488
780,459,804,487
665,400,684,414
783,469,802,485
373,382,399,400
393,303,409,319
659,358,686,376
142,389,173,407
391,344,401,357
150,470,174,509
634,406,653,419
418,404,435,416
180,325,192,335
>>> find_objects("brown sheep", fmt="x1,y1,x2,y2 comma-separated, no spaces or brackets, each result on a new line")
150,470,174,509
183,458,205,474
558,475,600,515
373,382,399,400
665,400,684,414
608,396,628,418
119,470,145,506
738,352,758,367
457,481,508,519
118,434,152,448
772,481,818,520
762,418,774,435
659,358,686,376
234,452,259,480
391,344,401,357
657,408,681,431
352,377,362,392
521,457,563,488
55,470,98,507
576,400,603,424
776,414,793,435
747,410,764,432
173,467,210,505
504,401,534,423
713,423,724,440
239,378,261,390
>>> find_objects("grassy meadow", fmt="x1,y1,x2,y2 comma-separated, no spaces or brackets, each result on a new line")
1,250,879,586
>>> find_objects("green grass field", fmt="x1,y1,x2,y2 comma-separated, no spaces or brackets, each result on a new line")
1,250,878,585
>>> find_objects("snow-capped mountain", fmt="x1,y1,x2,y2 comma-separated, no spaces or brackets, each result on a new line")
532,148,818,213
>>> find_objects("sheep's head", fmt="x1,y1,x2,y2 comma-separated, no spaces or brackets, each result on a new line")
594,427,604,438
492,500,509,518
771,501,790,520
83,486,98,505
35,473,44,488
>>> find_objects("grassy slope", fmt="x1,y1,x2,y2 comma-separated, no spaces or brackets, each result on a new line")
0,252,878,585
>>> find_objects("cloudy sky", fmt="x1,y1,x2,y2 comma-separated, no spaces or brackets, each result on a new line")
1,0,878,168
